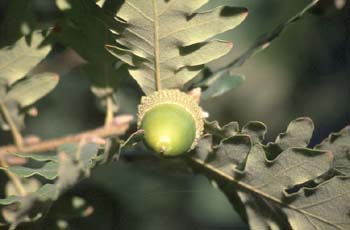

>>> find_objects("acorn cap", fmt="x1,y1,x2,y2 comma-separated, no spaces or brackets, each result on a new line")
138,89,204,150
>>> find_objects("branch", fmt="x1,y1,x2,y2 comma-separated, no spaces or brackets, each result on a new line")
0,118,132,156
0,97,24,149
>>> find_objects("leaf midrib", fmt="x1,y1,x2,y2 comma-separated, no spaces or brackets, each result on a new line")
152,0,161,91
189,156,344,229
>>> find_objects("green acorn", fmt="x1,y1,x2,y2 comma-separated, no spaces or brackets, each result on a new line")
138,89,204,156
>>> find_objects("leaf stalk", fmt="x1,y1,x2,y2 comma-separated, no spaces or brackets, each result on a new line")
0,97,24,149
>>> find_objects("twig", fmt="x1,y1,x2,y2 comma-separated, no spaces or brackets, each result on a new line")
104,96,114,127
0,97,24,149
0,123,130,156
0,156,27,196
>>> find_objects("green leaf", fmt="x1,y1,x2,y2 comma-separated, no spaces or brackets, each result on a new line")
57,142,100,170
13,153,58,163
200,73,245,100
3,184,58,229
190,118,350,230
107,1,247,94
1,161,59,180
0,196,21,206
0,32,51,85
79,143,100,170
0,141,102,227
50,0,125,114
0,183,57,212
50,0,121,92
5,72,59,108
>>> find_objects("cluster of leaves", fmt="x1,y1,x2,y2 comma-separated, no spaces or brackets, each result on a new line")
0,0,348,229
106,1,349,229
48,0,123,101
0,32,58,132
190,118,350,229
0,140,114,229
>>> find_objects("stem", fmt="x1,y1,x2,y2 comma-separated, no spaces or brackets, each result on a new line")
0,156,27,196
0,123,130,156
152,0,162,91
104,96,114,127
0,97,24,149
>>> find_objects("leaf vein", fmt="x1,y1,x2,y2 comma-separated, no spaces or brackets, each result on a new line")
298,193,347,209
125,1,154,22
158,0,177,17
190,157,345,230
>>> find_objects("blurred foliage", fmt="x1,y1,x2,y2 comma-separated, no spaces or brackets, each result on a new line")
0,0,349,229
0,32,56,131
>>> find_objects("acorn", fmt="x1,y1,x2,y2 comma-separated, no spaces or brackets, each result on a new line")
138,89,204,156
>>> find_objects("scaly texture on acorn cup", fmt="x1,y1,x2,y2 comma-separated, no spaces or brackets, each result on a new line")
138,89,204,157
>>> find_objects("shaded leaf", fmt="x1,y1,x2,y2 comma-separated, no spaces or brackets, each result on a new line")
204,119,239,140
0,141,102,227
13,153,58,163
213,135,252,174
242,121,267,144
0,197,21,206
281,177,350,230
194,134,213,161
200,73,245,100
107,1,247,94
1,161,59,180
190,118,350,230
5,72,59,108
50,0,123,96
264,117,314,160
50,0,126,115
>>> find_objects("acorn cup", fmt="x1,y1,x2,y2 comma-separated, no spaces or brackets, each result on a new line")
137,89,204,156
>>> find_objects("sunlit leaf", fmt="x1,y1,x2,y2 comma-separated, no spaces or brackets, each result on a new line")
107,0,247,94
0,32,51,85
6,72,59,108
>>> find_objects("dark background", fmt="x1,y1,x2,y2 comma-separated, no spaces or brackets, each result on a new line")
0,0,349,229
